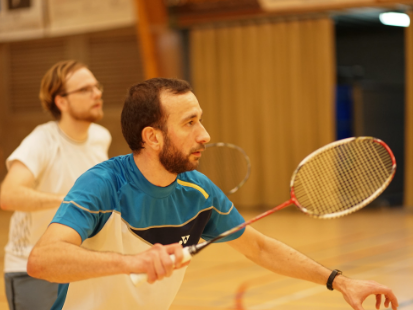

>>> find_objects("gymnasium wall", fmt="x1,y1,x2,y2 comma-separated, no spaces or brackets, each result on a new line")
0,27,144,181
0,16,336,210
1,0,412,209
189,16,336,208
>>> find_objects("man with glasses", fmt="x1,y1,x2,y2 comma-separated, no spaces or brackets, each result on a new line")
0,60,111,310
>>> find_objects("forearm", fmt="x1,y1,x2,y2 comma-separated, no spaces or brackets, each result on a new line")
28,224,185,285
27,241,132,283
0,184,64,212
229,227,331,285
249,235,330,284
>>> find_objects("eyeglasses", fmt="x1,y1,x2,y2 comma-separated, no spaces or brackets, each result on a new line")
61,83,103,97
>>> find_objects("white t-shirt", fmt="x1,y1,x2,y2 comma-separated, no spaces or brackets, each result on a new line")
4,121,111,273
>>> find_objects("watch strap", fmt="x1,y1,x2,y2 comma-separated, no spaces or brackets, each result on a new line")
327,269,342,290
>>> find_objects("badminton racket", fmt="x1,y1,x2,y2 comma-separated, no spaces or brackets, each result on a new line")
130,136,396,285
196,142,251,195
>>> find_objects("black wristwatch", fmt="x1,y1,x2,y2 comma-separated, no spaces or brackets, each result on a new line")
327,269,342,290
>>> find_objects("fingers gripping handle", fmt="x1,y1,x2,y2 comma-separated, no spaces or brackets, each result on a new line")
130,247,192,286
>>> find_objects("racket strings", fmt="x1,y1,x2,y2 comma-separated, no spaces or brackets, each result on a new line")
293,140,394,217
197,145,249,195
303,143,390,213
351,142,393,198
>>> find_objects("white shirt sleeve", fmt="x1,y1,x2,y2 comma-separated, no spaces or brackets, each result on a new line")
6,126,53,180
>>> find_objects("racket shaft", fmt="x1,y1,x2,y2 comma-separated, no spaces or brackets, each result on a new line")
130,246,192,286
191,199,294,254
211,199,293,242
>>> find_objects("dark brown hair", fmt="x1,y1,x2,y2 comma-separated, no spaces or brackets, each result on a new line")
39,60,86,119
121,78,192,153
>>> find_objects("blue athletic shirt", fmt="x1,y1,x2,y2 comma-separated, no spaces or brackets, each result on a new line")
50,154,245,310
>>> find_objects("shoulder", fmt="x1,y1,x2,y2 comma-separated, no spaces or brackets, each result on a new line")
24,121,59,142
178,170,224,200
10,121,59,155
179,170,211,186
68,155,131,210
6,121,59,174
88,123,112,143
80,155,129,186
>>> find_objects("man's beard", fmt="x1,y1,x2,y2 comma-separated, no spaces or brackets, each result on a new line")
68,101,104,123
159,132,204,174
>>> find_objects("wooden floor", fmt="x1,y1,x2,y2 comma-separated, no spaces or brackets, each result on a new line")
0,207,412,310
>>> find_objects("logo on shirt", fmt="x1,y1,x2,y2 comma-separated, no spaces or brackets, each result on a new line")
179,235,190,245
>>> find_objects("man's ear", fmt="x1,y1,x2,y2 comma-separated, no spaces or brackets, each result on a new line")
142,127,163,151
54,95,68,113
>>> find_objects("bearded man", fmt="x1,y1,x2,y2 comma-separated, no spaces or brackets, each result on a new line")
0,60,111,310
27,78,397,310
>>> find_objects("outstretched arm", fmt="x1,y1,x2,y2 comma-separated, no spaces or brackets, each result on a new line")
27,223,185,284
228,226,398,310
0,161,64,212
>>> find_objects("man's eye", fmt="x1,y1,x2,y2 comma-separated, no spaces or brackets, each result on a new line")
79,86,92,93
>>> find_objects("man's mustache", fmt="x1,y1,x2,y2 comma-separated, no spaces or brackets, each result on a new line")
191,145,206,153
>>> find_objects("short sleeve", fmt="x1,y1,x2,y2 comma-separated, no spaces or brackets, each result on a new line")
201,182,245,242
6,126,53,179
51,168,117,242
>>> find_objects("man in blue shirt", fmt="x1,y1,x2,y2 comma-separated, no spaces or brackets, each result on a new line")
27,78,398,310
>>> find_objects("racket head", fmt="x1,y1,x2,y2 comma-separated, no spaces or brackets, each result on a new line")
290,137,396,219
197,142,251,195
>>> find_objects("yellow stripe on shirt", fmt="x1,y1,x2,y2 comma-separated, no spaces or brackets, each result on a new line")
177,179,209,199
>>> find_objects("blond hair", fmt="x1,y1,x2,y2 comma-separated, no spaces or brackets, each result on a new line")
39,60,86,119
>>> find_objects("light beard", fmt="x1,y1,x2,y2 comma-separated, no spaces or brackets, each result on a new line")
159,133,204,175
67,101,104,123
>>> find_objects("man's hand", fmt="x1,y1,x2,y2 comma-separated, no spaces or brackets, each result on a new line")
133,243,187,284
334,276,398,310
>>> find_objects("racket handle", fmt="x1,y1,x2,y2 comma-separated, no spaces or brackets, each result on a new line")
130,247,192,286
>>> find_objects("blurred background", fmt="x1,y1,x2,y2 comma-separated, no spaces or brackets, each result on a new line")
1,1,413,309
0,0,412,211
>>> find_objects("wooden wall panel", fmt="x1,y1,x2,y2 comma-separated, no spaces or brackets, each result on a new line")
9,39,66,113
88,31,145,107
404,12,413,209
190,17,336,208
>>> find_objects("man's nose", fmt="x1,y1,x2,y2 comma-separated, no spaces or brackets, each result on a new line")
197,124,210,144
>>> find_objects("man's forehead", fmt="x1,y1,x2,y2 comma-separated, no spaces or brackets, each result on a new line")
65,67,95,86
160,90,202,116
160,89,194,101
